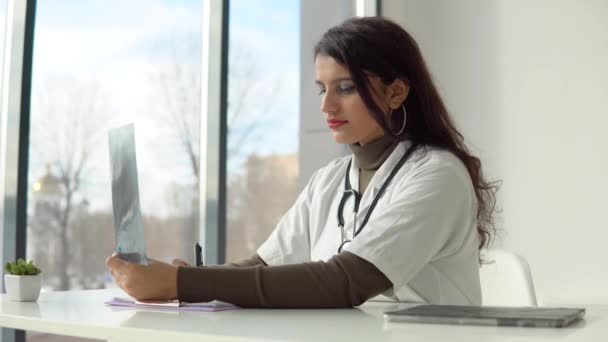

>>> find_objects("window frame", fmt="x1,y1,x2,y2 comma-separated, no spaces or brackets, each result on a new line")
0,0,36,341
200,0,230,265
0,0,229,340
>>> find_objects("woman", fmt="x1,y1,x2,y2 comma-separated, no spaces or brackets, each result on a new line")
106,17,498,308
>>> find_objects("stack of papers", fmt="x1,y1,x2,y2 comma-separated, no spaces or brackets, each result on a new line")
105,297,237,312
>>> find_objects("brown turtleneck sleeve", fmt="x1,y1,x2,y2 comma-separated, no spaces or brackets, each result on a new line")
177,134,399,308
178,251,392,308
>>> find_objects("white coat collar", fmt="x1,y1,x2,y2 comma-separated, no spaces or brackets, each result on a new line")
347,140,414,213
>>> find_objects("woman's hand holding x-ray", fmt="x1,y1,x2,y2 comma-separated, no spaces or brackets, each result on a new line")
105,253,178,301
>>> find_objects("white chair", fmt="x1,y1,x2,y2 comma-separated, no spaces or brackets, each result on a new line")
479,249,538,306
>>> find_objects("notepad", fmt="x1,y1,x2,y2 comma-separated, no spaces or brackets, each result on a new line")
105,297,237,312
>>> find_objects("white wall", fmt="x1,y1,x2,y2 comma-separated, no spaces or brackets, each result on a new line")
383,0,608,305
299,0,354,189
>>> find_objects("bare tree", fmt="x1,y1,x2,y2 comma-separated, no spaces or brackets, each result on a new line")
155,36,202,189
154,36,282,180
152,36,281,261
150,36,201,262
225,43,280,156
153,34,295,265
29,76,106,290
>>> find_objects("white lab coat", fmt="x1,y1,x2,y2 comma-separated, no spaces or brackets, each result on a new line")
257,140,482,305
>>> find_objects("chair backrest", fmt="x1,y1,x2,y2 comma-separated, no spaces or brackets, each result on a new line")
479,249,538,306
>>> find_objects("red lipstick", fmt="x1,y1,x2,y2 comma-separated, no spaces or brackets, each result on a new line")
327,119,348,129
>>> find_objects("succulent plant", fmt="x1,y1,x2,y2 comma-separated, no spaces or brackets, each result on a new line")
4,259,41,276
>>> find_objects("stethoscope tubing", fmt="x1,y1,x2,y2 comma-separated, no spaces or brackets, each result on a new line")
337,142,421,247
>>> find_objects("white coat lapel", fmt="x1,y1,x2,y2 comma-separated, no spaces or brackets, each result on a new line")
355,140,413,222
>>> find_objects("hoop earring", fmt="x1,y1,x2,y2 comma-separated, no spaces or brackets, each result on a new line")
390,104,407,136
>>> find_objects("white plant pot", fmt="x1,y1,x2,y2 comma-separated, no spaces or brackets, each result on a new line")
4,274,42,302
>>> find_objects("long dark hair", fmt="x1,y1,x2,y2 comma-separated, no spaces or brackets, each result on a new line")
315,17,500,253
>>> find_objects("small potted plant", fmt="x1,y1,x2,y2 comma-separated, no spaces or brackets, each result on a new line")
4,259,42,301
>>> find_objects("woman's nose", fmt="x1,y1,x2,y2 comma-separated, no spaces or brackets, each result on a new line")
320,93,338,115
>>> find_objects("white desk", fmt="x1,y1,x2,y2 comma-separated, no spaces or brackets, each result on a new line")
0,289,604,342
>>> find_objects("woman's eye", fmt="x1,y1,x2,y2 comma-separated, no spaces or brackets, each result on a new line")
338,85,355,94
317,88,326,96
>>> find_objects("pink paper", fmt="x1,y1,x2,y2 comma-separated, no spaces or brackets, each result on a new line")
105,297,237,312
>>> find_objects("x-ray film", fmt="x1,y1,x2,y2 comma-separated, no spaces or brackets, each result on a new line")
108,124,148,265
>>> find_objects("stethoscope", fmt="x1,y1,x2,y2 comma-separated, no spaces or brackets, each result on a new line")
337,143,420,253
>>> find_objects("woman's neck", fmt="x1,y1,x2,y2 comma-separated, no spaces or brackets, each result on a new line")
349,134,399,171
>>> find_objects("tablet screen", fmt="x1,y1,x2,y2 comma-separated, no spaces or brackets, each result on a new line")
385,305,585,327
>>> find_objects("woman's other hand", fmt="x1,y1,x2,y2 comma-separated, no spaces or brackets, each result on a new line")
105,253,178,301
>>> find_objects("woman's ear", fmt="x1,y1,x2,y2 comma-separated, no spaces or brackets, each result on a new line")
386,79,410,109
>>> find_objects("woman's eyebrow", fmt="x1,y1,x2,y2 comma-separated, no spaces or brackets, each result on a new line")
315,77,353,85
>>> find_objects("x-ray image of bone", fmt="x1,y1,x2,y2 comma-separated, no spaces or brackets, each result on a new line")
108,123,148,265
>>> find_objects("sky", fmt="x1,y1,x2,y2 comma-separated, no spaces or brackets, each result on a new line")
26,0,301,216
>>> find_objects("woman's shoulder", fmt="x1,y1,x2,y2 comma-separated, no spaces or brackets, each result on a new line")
387,144,476,208
399,144,473,189
412,145,469,173
313,154,351,179
303,155,351,191
321,154,352,172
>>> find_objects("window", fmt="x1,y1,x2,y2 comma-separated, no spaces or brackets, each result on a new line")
0,0,6,88
225,0,300,262
27,0,203,294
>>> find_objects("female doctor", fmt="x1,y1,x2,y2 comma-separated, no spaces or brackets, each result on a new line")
106,17,498,308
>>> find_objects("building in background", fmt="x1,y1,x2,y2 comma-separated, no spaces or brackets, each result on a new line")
227,153,298,262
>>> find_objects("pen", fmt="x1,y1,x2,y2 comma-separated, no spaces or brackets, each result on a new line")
195,243,203,267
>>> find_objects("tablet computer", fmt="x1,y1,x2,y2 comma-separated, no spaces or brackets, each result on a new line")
384,305,585,328
108,124,148,265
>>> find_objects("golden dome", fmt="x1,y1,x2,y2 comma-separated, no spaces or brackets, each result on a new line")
32,164,62,195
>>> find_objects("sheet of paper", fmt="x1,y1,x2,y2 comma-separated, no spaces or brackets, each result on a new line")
105,297,237,312
108,124,148,265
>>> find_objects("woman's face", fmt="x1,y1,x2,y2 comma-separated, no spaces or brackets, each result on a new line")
315,54,387,146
